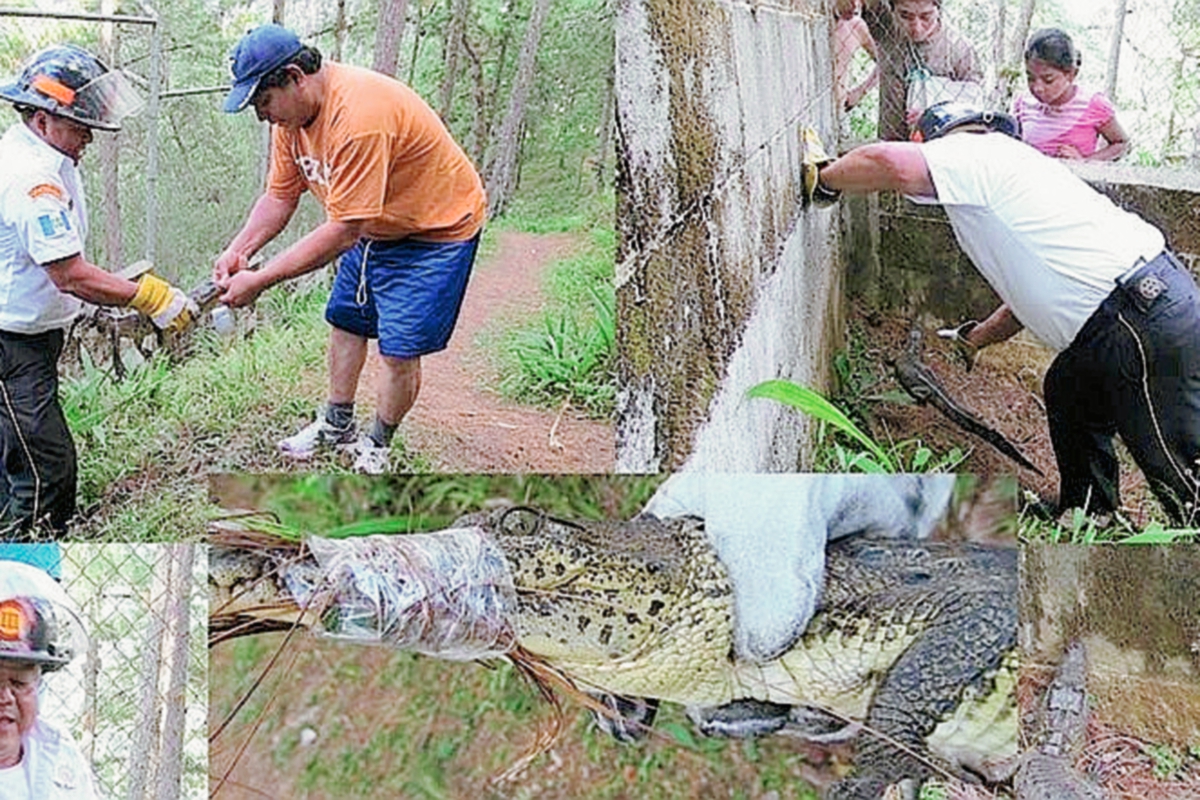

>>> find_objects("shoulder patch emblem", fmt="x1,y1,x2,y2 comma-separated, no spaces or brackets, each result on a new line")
27,183,67,203
37,211,73,239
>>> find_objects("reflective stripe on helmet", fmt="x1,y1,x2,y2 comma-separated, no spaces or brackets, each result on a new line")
30,74,75,106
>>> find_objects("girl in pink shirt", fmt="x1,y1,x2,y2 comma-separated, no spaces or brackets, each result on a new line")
1012,28,1129,161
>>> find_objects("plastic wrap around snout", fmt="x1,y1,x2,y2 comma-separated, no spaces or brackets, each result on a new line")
285,528,518,661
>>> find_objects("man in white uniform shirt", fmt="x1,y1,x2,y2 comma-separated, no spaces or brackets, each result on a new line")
0,44,196,534
0,560,96,799
804,101,1200,525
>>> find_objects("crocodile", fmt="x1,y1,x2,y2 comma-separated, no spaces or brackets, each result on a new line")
1015,641,1108,800
209,507,1018,799
894,328,1043,476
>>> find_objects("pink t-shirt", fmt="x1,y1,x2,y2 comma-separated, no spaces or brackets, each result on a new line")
1012,87,1115,158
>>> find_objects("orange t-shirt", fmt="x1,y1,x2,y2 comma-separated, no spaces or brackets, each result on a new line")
267,62,486,242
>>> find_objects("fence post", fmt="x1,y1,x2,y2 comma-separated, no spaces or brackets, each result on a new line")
144,10,162,266
1106,0,1128,99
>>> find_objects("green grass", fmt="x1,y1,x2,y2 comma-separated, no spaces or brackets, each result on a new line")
1018,507,1199,544
212,638,824,800
488,223,616,417
60,280,397,538
212,474,665,536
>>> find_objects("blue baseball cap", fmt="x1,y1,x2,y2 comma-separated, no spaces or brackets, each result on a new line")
223,24,304,113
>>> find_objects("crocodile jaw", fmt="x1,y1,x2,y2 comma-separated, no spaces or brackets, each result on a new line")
733,618,924,717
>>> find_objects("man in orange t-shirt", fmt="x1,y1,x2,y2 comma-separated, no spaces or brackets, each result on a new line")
214,25,486,473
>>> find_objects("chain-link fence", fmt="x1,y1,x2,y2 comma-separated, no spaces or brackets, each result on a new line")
835,0,1200,168
0,545,207,800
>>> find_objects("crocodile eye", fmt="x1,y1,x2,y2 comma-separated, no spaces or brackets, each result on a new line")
904,570,933,585
500,507,542,536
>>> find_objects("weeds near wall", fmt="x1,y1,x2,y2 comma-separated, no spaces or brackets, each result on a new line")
748,379,965,474
1018,506,1198,545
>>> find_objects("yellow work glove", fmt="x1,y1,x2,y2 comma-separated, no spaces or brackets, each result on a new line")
129,274,199,335
801,127,841,209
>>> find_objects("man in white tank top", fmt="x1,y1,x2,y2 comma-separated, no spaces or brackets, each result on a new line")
805,101,1200,526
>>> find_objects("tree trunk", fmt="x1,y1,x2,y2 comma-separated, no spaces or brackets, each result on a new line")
152,545,194,800
464,34,488,164
82,585,100,765
485,0,553,216
407,0,433,85
485,10,517,142
592,52,615,189
1008,0,1038,65
997,0,1037,106
438,0,471,119
1106,0,1128,98
373,0,409,76
100,0,122,269
126,547,170,800
332,0,348,61
991,0,1005,100
265,0,287,188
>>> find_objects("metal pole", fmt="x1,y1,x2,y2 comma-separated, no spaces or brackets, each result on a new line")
160,85,231,98
144,10,161,265
0,7,156,25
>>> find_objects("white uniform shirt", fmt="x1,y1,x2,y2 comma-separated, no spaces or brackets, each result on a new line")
0,718,98,800
0,123,87,334
909,132,1164,351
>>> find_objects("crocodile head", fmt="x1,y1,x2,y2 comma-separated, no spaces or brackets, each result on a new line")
472,507,737,704
209,509,737,704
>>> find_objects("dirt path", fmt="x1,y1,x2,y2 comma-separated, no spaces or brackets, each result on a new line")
356,230,614,473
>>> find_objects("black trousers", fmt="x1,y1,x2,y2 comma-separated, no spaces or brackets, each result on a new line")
0,328,76,536
1045,251,1200,525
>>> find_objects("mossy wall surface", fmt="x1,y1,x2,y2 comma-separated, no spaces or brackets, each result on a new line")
615,0,841,472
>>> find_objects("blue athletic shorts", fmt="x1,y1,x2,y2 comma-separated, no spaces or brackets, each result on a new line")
326,234,480,359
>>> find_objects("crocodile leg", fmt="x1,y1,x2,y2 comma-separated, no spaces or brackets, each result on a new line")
688,699,793,738
587,692,659,743
826,587,1017,799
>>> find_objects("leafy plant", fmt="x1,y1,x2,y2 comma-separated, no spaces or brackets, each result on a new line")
747,379,965,474
748,380,893,470
493,225,616,417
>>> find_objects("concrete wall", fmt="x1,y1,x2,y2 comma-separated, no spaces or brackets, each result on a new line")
615,0,841,472
844,163,1200,324
1021,545,1200,747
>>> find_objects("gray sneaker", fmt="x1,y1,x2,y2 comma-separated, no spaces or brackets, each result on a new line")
350,437,391,474
279,413,357,459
